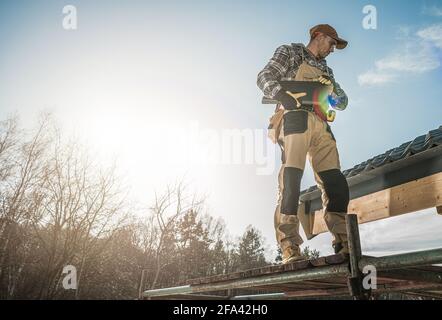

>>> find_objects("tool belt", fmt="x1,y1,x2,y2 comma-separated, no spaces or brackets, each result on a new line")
267,59,335,144
267,104,315,144
297,105,315,113
268,107,284,145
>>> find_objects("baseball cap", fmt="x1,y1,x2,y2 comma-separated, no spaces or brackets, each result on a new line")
310,24,348,49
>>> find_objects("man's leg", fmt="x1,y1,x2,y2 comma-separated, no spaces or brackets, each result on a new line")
315,169,350,254
309,120,350,255
274,110,311,263
274,165,304,260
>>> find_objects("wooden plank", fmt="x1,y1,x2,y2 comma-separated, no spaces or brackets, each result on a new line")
309,254,346,267
237,278,442,299
282,282,442,299
309,256,328,267
150,293,229,300
179,272,442,300
413,265,442,273
253,281,346,292
186,260,311,286
283,282,442,299
187,254,348,286
309,172,442,236
284,287,350,298
377,281,442,293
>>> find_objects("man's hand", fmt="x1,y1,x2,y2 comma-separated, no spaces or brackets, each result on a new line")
317,75,333,85
275,90,299,110
328,92,340,108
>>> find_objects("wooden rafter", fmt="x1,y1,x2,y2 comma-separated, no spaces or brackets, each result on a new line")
299,172,442,238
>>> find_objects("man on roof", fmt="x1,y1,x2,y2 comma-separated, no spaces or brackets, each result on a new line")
257,24,350,264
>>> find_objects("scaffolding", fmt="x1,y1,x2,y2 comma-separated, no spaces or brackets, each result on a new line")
143,127,442,300
143,215,442,300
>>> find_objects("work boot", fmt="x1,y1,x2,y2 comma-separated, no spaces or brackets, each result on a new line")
324,211,349,257
281,246,305,264
333,240,349,255
332,232,350,261
275,212,304,264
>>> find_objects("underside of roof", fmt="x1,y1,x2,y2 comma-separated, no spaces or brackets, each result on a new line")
300,125,442,214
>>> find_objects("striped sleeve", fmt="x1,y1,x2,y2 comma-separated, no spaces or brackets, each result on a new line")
257,45,292,99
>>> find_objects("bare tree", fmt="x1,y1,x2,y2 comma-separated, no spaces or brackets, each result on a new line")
148,180,205,290
202,215,228,276
0,116,18,182
135,213,158,297
0,113,278,300
29,129,128,299
0,114,51,299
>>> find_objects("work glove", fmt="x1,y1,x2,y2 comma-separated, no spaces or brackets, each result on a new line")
317,75,333,86
328,92,340,108
275,90,298,110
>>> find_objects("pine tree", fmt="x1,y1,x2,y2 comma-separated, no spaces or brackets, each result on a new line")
302,246,320,259
236,225,267,271
175,210,213,281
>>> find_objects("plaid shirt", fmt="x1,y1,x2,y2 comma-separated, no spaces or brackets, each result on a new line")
257,43,348,110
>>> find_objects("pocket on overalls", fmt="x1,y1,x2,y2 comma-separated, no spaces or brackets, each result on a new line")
283,111,308,136
268,109,284,144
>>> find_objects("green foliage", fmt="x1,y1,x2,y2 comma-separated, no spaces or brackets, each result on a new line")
301,246,320,259
274,246,320,264
235,225,267,271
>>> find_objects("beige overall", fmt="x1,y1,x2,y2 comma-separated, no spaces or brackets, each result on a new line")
273,60,349,260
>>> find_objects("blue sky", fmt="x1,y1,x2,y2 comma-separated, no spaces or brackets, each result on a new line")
1,0,442,258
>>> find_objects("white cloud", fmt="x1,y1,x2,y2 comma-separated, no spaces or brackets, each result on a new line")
358,70,396,86
422,5,442,17
417,24,442,49
358,24,442,86
302,208,442,258
375,42,440,73
359,208,442,256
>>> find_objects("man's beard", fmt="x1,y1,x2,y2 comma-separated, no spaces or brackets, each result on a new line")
318,52,327,59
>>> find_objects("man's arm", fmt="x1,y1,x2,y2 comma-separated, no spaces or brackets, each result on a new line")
327,67,348,111
257,45,292,99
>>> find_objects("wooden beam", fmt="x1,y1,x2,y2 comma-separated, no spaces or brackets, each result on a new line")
238,282,442,300
377,281,442,293
149,293,229,300
284,287,350,298
302,172,442,237
378,268,442,284
402,290,442,300
345,214,368,299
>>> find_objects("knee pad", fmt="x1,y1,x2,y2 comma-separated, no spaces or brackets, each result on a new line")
281,167,303,215
317,169,349,213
